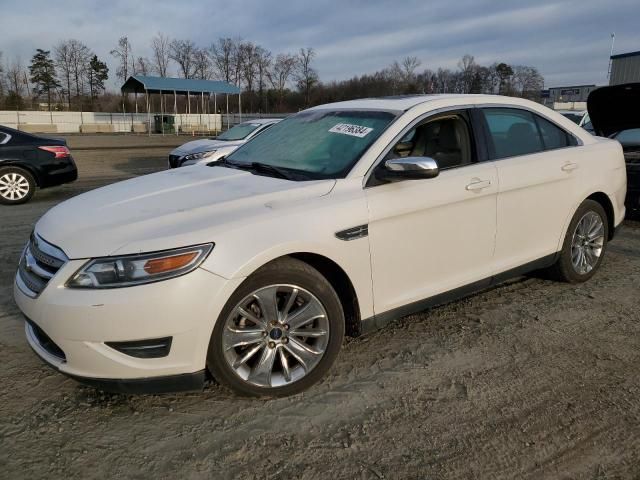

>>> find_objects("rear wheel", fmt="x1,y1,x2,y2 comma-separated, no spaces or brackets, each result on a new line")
0,167,36,205
207,258,345,396
547,199,608,283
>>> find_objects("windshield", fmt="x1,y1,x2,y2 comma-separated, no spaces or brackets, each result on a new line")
225,110,398,179
217,122,262,141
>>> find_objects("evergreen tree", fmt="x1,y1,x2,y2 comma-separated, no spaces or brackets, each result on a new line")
29,49,59,110
88,55,109,100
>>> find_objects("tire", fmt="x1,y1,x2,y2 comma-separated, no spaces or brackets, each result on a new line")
546,199,608,283
207,257,345,397
0,167,36,205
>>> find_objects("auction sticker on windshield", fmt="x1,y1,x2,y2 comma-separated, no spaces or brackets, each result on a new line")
329,123,373,138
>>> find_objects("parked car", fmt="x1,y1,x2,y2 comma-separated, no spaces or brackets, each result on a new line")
579,113,595,134
0,125,77,205
588,82,640,213
556,109,587,125
15,95,626,396
168,118,281,168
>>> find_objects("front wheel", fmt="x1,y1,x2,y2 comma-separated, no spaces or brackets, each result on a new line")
547,199,608,283
207,258,345,397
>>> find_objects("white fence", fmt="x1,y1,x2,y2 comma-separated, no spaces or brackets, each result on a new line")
0,110,225,134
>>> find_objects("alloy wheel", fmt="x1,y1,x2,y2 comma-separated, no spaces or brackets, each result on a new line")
0,172,30,201
222,284,330,388
570,211,605,275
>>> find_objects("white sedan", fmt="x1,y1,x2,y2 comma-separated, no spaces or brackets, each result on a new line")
15,94,626,396
168,118,280,168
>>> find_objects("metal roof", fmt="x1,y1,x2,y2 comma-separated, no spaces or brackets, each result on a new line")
121,75,241,95
611,50,640,60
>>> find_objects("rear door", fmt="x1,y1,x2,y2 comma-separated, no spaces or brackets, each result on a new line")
479,107,582,273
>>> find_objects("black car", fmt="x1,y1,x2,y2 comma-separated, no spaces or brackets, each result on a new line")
0,125,77,205
588,83,640,215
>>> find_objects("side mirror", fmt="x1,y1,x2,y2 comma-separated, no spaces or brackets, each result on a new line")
377,157,440,182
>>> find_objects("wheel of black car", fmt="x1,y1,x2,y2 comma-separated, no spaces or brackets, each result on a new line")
207,257,345,397
0,167,36,205
547,199,608,283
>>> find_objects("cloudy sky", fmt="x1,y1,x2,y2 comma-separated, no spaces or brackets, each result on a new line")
1,0,639,89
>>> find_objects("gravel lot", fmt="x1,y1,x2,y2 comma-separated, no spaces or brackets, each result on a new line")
0,135,639,479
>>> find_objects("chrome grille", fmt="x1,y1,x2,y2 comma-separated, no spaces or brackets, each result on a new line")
17,234,68,297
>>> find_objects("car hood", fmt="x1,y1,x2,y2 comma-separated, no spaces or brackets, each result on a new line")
35,166,336,259
170,139,243,156
587,83,640,137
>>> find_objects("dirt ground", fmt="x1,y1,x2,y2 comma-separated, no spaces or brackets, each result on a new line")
0,135,639,479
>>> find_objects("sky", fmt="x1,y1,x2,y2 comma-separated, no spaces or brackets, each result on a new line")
1,0,639,90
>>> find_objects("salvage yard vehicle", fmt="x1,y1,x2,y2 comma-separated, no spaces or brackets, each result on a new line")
587,82,640,214
0,125,77,205
14,94,627,396
168,118,281,168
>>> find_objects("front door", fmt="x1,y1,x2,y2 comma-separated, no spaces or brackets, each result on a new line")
366,110,499,317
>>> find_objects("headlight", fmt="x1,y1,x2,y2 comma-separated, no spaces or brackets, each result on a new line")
66,244,214,289
183,150,217,162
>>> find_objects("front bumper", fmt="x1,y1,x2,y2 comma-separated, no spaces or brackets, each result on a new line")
15,260,244,393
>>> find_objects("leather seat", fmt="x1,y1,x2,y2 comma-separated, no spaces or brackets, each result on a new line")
431,122,462,169
504,122,539,157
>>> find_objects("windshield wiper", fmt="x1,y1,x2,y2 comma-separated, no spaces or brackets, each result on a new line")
230,161,292,180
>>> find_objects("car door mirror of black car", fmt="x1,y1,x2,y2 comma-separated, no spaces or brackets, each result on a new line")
376,157,440,182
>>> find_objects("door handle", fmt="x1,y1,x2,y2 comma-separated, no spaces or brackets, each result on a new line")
561,162,579,172
465,179,491,191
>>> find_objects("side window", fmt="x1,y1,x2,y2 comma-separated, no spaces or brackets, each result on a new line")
385,113,473,170
0,132,8,145
482,108,544,159
534,115,575,150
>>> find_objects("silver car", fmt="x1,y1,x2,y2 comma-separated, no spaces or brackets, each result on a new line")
168,118,281,168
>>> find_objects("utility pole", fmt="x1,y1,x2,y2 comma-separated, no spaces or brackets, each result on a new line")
607,33,616,83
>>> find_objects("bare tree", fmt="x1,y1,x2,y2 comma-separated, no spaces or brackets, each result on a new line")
255,46,271,112
110,36,133,82
295,47,318,107
70,40,92,99
0,51,4,98
134,56,152,76
239,42,257,94
193,48,212,80
54,41,74,108
512,65,544,99
210,37,236,82
268,53,297,111
151,33,171,77
6,57,25,96
169,39,197,79
401,56,421,83
231,40,244,86
457,54,477,93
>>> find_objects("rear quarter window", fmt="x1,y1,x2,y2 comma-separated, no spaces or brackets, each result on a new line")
535,115,576,150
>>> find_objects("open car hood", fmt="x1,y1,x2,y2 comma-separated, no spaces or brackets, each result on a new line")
587,83,640,137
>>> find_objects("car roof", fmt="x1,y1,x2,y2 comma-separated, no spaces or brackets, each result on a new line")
306,94,547,112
